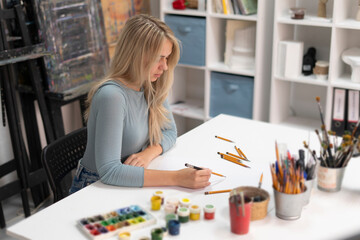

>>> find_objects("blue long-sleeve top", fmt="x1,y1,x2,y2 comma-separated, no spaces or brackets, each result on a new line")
80,80,177,187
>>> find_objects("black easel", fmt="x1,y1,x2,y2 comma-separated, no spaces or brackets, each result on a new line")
0,3,55,228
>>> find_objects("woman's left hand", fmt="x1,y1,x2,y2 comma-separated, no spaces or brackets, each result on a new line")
123,144,163,168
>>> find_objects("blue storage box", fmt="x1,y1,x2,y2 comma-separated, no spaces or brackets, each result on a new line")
165,15,206,66
210,72,254,118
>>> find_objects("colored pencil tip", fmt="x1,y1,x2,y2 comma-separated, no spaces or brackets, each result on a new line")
204,192,209,195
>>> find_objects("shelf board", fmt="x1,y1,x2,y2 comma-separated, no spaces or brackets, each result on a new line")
208,13,257,21
277,116,321,132
0,43,49,66
275,74,329,86
208,62,255,76
331,75,360,90
176,63,206,70
163,9,206,17
335,19,360,30
170,99,204,120
277,16,333,27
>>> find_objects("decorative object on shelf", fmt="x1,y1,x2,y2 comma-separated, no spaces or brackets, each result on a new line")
236,0,258,15
289,7,305,20
313,60,329,80
186,0,198,9
356,0,360,21
225,20,256,70
302,47,317,76
172,0,187,9
277,41,304,78
342,47,360,83
317,0,328,18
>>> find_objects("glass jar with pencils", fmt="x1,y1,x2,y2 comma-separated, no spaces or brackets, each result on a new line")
311,97,360,192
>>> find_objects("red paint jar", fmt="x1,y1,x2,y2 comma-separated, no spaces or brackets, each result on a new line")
229,196,252,235
203,204,216,220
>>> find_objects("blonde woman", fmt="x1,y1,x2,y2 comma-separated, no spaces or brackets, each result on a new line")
69,14,211,193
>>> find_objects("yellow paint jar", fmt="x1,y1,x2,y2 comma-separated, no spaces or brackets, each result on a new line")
189,205,201,221
180,198,191,208
151,196,161,211
153,191,164,205
118,231,131,240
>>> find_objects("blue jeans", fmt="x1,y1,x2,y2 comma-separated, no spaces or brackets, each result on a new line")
69,161,100,195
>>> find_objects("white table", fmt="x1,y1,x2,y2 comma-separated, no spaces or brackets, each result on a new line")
7,114,360,240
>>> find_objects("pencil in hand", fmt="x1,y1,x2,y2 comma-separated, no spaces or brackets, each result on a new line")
185,163,226,177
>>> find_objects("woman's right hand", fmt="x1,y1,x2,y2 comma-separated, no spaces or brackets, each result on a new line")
175,168,211,189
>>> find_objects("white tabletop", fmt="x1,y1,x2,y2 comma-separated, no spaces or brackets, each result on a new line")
7,114,360,240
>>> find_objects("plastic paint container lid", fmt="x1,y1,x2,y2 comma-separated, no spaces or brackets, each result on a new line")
204,204,216,213
177,207,190,216
166,198,179,206
190,205,201,214
180,198,191,207
166,213,177,221
154,191,164,197
118,231,131,240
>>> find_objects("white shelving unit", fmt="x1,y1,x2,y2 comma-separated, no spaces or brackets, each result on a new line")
160,0,275,135
270,0,360,131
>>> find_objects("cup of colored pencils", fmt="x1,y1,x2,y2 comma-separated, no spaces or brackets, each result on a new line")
270,142,307,220
312,97,360,192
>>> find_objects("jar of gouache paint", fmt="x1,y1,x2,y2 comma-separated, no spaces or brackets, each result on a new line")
118,231,131,240
164,203,176,214
177,207,190,223
168,220,180,236
189,205,201,220
165,213,177,228
165,198,179,213
151,227,164,240
180,198,191,208
203,204,216,220
153,191,164,205
151,196,161,211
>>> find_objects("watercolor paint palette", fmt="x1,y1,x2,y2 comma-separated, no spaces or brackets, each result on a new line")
78,205,156,240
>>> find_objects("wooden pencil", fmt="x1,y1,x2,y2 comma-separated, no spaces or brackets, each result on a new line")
235,146,248,160
226,152,250,162
215,135,234,143
204,189,232,195
218,153,250,168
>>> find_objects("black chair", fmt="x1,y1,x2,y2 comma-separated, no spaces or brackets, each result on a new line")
41,127,87,202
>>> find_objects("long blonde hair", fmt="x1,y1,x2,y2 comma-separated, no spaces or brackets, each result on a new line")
86,14,180,146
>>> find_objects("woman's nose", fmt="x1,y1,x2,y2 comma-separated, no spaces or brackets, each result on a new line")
160,58,168,71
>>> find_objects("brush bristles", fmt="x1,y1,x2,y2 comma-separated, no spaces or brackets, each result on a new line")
316,96,320,102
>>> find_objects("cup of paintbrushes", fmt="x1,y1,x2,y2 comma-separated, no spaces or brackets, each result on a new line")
229,191,252,235
273,186,307,220
317,165,347,192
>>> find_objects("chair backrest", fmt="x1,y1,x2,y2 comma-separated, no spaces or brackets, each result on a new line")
42,127,87,202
